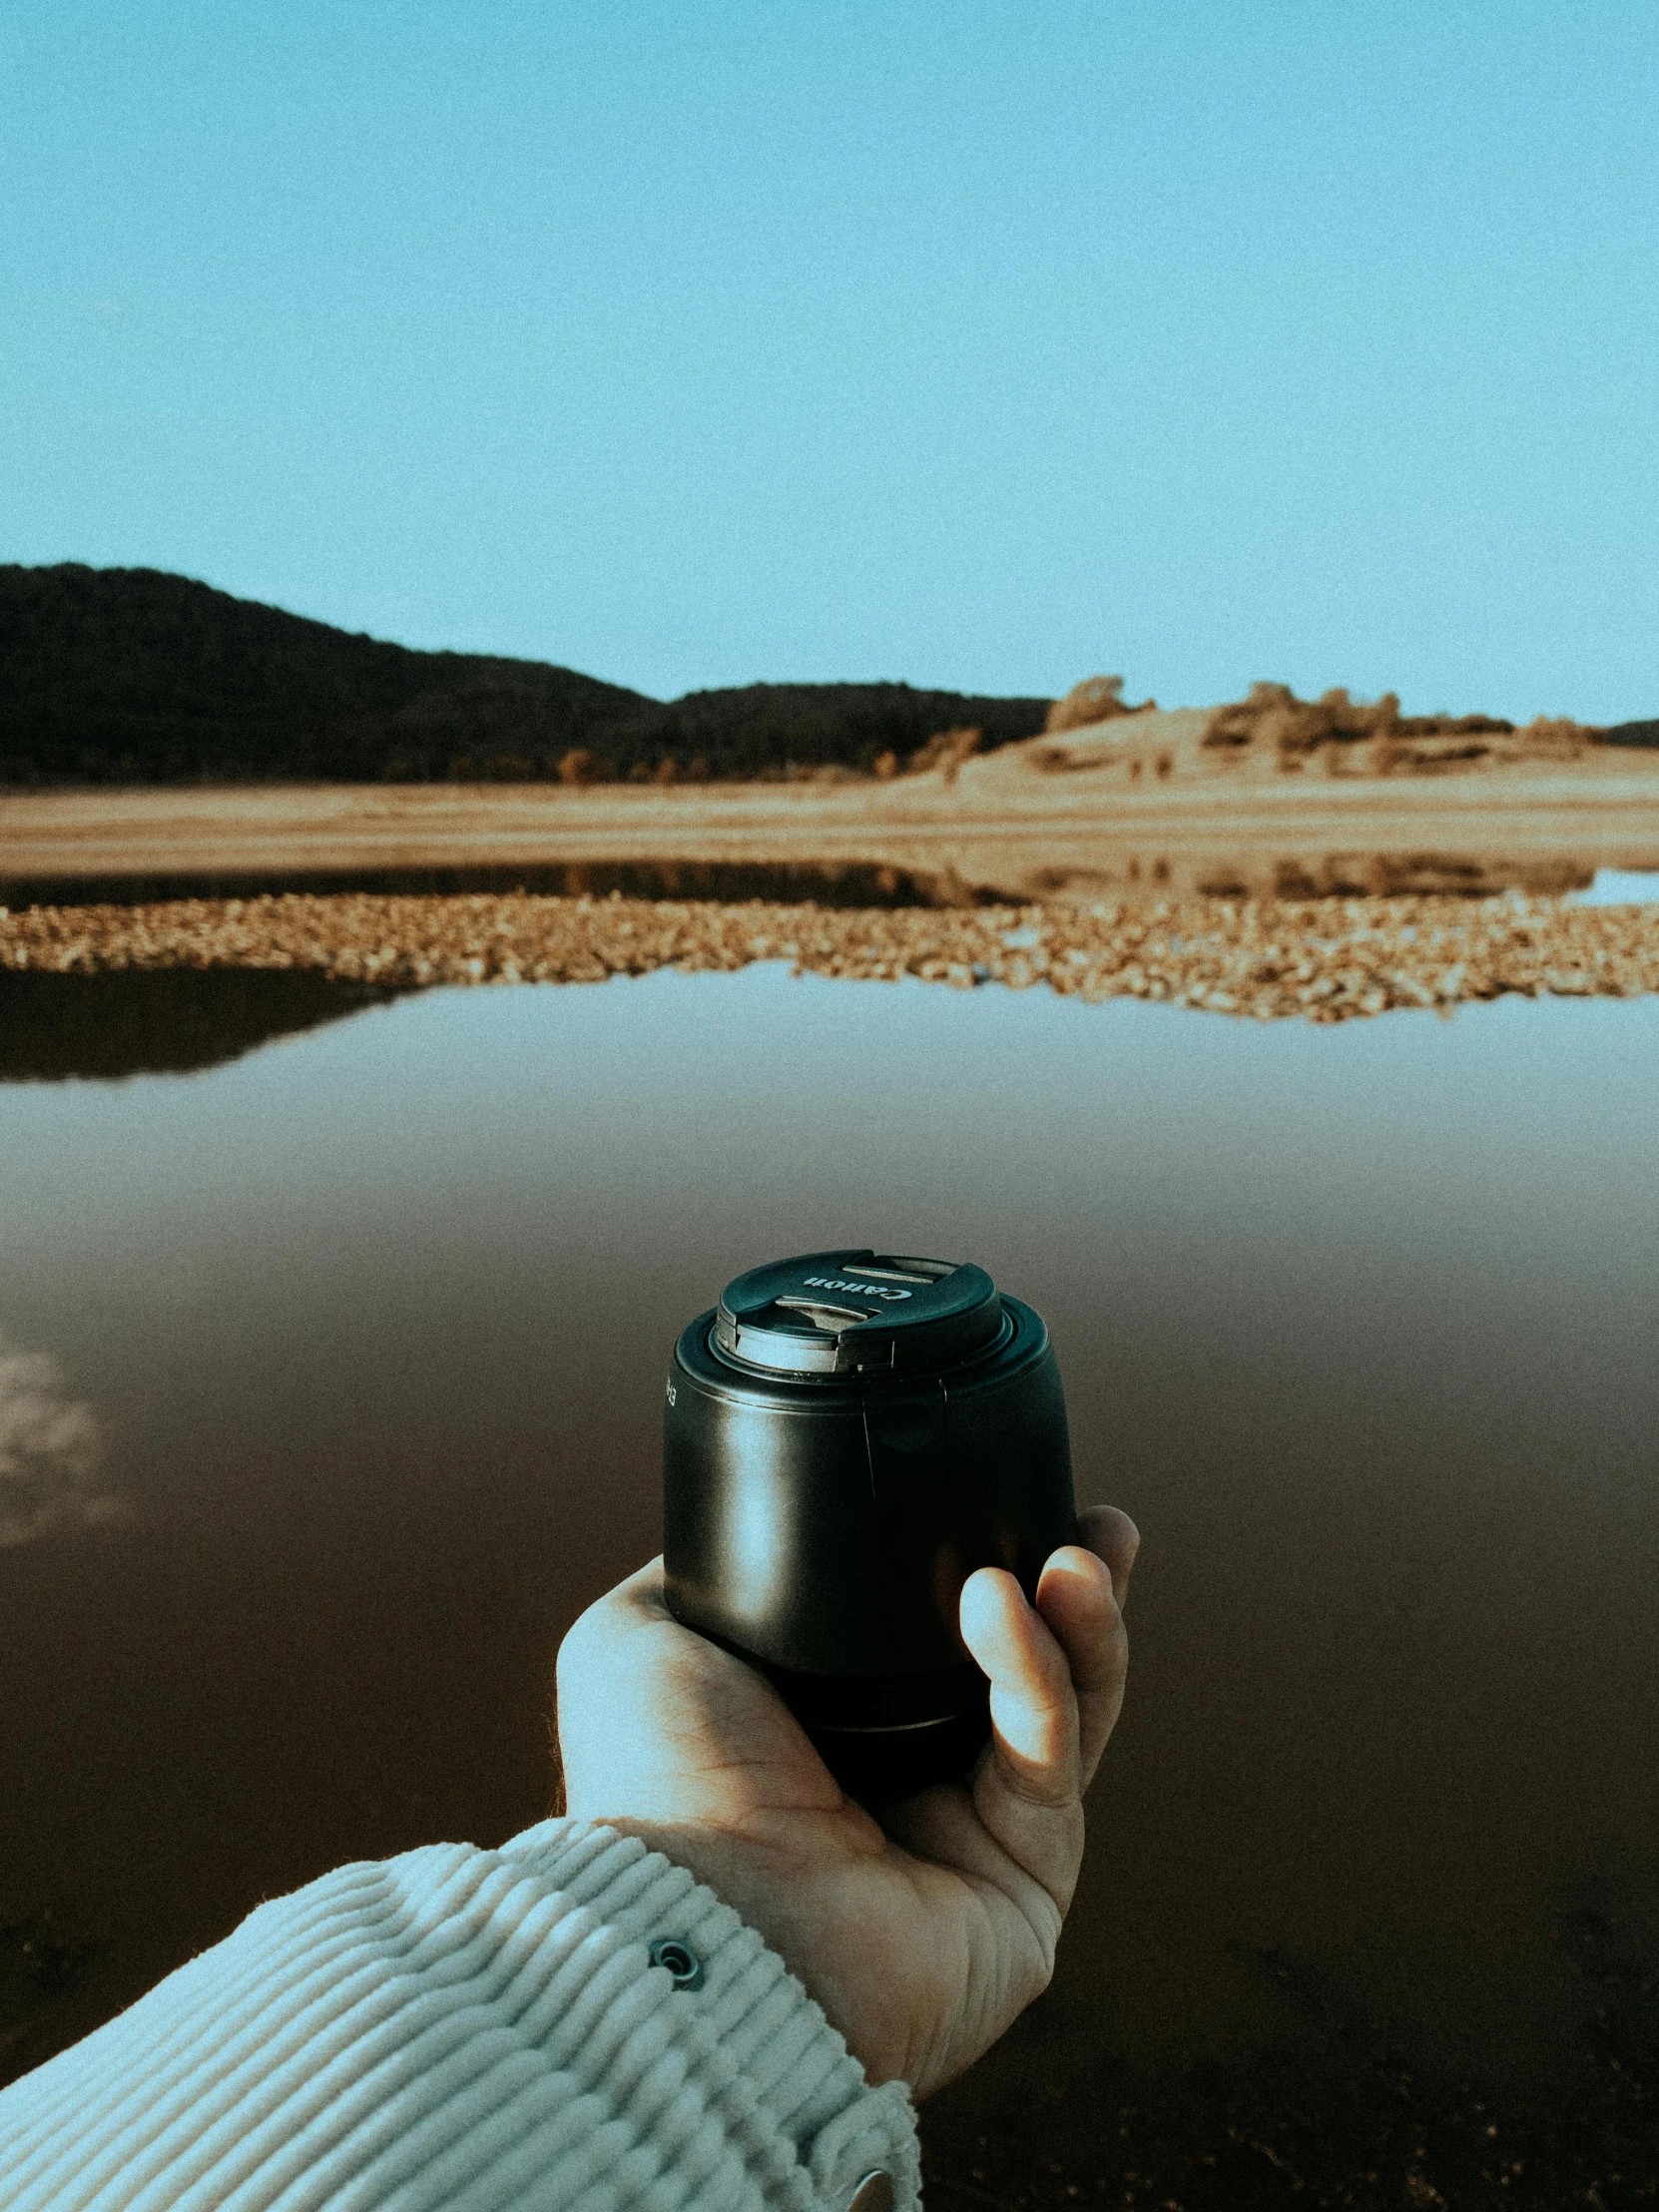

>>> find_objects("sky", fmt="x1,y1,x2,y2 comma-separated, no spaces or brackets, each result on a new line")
3,1,1656,719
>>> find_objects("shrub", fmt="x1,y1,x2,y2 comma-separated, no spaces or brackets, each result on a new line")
1045,676,1157,733
906,727,982,784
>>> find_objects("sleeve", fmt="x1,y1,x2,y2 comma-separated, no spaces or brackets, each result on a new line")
0,1819,921,2211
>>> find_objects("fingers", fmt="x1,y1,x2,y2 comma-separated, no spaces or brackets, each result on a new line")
956,1565,1085,1925
949,1502,1135,1915
1035,1542,1129,1791
959,1567,1078,1804
1077,1503,1139,1609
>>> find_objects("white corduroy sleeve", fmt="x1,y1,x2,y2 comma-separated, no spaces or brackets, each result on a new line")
0,1819,921,2211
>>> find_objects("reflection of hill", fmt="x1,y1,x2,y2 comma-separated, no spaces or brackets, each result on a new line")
0,969,404,1082
0,858,964,910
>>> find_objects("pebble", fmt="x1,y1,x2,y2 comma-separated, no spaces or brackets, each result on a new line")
2,890,1657,1021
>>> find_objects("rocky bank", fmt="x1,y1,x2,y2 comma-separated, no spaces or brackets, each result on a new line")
3,890,1657,1022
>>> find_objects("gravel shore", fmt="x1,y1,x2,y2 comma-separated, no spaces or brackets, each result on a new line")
3,890,1657,1020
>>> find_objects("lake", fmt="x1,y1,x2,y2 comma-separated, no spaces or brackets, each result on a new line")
2,963,1656,2202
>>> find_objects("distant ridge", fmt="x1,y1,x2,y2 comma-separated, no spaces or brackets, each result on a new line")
0,565,1052,787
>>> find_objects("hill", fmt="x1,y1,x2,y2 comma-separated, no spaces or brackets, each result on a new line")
0,565,1052,787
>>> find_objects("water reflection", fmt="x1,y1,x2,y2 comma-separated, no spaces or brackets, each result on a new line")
4,846,1641,912
0,1337,126,1547
1018,848,1598,901
0,857,980,911
0,969,404,1081
1,969,1656,2189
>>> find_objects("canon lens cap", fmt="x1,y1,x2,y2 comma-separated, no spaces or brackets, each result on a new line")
711,1249,1004,1377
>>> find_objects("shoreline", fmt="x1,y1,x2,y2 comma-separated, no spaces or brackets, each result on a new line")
6,749,1659,914
5,750,1659,873
4,889,1658,1021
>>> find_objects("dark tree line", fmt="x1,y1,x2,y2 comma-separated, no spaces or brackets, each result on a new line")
0,566,1052,786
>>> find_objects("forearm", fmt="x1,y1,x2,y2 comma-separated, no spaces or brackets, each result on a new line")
0,1821,919,2211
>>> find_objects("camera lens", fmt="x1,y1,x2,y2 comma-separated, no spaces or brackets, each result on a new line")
663,1249,1076,1800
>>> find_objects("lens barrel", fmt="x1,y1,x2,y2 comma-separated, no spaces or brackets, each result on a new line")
662,1250,1076,1800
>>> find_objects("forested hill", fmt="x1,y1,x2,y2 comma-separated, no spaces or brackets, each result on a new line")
0,566,1052,785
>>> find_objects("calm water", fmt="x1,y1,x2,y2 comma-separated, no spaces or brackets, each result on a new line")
1574,865,1659,903
9,851,1657,913
3,967,1657,2182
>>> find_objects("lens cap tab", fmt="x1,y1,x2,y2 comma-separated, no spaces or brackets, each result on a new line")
713,1250,1003,1376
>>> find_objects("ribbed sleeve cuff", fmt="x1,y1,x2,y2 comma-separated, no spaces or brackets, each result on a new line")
0,1820,921,2212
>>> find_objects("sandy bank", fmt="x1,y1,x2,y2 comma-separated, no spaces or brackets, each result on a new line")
4,890,1657,1022
5,725,1659,905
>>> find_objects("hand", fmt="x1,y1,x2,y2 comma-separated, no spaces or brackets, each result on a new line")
553,1503,1137,2098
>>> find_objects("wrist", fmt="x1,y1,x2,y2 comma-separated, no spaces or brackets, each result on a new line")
504,1817,921,2203
579,1815,851,2029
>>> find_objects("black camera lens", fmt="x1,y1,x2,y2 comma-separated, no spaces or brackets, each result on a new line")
662,1249,1077,1800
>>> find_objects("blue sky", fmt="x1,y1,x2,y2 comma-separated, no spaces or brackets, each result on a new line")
4,1,1656,717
